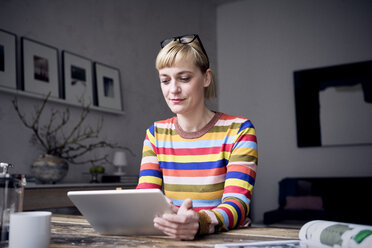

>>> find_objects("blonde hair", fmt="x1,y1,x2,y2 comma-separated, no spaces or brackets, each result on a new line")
155,40,217,99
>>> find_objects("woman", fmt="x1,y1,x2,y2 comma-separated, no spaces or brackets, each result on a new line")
136,34,258,240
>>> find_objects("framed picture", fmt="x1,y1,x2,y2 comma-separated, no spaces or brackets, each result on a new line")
62,51,93,105
294,60,372,147
22,37,59,98
94,62,122,110
0,29,17,89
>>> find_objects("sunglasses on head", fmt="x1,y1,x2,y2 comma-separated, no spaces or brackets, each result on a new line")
160,34,210,68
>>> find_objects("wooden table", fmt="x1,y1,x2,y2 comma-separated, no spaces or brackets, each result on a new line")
50,215,299,247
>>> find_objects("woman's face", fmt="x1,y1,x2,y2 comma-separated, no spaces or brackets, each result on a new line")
158,59,210,116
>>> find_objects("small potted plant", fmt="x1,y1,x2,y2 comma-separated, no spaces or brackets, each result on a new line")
89,165,105,183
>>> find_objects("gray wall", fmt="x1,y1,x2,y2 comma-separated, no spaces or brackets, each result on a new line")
217,0,372,222
0,0,218,181
2,0,372,223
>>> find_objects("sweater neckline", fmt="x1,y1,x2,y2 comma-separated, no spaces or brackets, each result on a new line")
174,112,222,139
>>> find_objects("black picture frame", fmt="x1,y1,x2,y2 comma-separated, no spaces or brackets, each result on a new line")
0,29,17,89
62,51,93,105
94,62,122,110
22,37,59,98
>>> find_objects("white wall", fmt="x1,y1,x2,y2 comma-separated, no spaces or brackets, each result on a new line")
217,0,372,222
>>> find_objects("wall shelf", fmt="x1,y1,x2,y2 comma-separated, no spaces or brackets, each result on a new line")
0,86,124,115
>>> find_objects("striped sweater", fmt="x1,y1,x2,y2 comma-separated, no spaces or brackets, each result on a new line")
136,112,258,234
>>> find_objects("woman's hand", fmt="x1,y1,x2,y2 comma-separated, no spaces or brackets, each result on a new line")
154,198,199,240
165,196,180,214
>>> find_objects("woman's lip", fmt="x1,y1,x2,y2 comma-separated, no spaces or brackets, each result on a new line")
171,98,184,103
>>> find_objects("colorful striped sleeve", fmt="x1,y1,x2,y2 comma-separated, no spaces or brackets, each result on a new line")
136,125,163,190
199,120,258,234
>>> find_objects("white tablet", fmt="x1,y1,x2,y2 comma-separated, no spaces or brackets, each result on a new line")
67,188,172,236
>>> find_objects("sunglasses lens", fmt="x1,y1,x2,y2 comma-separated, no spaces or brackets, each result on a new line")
179,35,196,44
161,38,174,48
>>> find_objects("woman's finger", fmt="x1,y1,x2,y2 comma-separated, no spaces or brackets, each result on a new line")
154,222,197,240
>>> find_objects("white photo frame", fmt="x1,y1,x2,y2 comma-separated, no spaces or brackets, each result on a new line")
63,51,93,106
94,62,122,110
22,37,59,98
0,29,17,89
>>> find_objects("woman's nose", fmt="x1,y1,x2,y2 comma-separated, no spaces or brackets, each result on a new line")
170,81,180,94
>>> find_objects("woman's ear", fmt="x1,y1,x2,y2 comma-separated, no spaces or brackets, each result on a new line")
203,69,212,88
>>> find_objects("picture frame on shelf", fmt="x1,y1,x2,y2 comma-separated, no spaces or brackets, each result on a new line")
0,29,17,89
22,37,59,98
94,62,122,111
62,51,93,106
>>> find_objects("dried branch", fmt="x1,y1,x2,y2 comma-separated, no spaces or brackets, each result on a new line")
12,94,133,166
12,93,51,152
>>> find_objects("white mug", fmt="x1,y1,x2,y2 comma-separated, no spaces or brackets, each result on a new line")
9,211,52,248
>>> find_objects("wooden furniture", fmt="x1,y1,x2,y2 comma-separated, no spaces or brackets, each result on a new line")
23,183,137,211
48,215,299,247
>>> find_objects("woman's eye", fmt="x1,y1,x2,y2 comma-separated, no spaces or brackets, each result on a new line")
160,79,170,84
180,77,190,82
